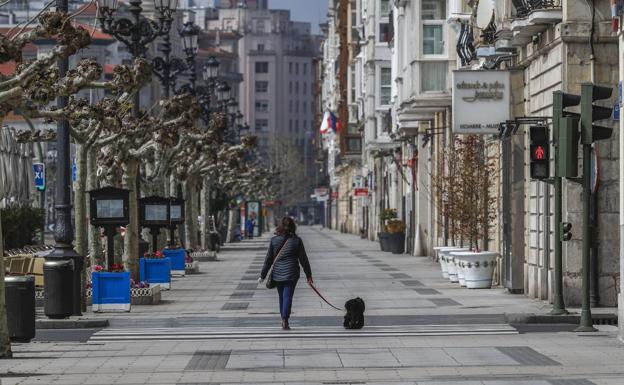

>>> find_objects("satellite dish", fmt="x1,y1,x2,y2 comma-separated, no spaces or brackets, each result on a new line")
476,0,495,29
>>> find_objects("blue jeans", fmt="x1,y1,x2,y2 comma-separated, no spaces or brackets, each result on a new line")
276,280,297,320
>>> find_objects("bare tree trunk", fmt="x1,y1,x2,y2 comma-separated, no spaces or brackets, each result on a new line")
171,174,184,245
87,148,103,262
73,144,88,311
0,210,12,358
74,144,88,256
226,206,237,243
200,178,210,249
122,160,139,279
183,178,199,249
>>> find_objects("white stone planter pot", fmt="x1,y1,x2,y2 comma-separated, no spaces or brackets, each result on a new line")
439,248,469,283
450,251,498,289
434,246,465,279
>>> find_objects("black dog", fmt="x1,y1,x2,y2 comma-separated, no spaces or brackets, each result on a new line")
343,297,365,329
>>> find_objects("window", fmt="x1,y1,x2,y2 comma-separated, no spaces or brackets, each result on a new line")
289,119,292,131
289,81,293,93
380,23,391,43
295,82,299,94
255,100,269,112
422,0,445,55
255,62,268,73
295,120,299,132
422,0,446,20
289,62,292,74
303,82,308,94
303,101,307,113
255,119,269,132
295,101,299,113
303,63,307,75
257,43,265,51
421,62,447,92
255,81,268,93
303,120,307,130
380,67,392,105
380,0,391,16
255,20,265,34
295,63,299,75
423,25,444,55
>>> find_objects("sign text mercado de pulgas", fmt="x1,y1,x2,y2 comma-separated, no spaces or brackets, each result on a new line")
452,70,510,135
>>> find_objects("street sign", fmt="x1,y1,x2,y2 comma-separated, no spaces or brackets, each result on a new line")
354,188,369,197
32,163,45,191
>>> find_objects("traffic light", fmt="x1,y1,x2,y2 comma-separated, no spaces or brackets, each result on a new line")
561,222,572,241
529,125,549,179
581,83,613,144
553,91,581,178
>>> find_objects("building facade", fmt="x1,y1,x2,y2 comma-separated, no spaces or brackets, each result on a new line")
320,0,621,309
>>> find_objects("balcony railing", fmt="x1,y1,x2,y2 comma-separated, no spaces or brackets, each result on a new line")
513,0,558,18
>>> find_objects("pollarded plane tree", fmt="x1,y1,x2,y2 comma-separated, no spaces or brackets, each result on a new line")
95,92,200,279
17,58,153,267
0,10,113,359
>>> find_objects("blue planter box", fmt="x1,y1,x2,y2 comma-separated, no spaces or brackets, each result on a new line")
139,257,171,289
163,248,186,276
92,272,131,312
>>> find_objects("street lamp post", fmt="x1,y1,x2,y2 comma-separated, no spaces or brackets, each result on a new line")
196,57,221,124
44,0,84,318
152,29,186,98
179,21,201,92
97,0,178,116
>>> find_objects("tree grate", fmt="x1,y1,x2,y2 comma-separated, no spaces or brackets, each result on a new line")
185,350,231,370
221,302,249,311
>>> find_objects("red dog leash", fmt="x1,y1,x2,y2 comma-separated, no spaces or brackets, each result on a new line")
307,281,342,310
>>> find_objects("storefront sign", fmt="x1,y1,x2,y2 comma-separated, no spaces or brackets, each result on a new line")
354,188,369,197
452,70,510,134
33,163,45,191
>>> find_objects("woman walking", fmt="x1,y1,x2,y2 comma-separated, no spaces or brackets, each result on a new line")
259,217,313,330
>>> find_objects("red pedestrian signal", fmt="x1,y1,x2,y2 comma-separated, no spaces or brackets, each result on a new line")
529,125,550,179
534,145,545,160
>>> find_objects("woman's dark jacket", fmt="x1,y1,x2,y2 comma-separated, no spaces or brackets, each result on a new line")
261,234,312,282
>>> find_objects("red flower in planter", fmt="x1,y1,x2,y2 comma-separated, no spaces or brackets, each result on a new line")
93,265,104,272
111,263,125,272
154,251,163,258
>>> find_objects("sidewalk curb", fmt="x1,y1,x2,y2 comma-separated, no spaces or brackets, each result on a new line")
35,318,109,329
505,312,618,325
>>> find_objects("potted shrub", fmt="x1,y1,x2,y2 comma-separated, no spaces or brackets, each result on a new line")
431,139,462,276
139,251,172,289
163,246,187,276
386,219,406,254
377,209,397,252
92,263,131,312
450,135,499,289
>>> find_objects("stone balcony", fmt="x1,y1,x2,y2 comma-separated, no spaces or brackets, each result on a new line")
508,5,562,46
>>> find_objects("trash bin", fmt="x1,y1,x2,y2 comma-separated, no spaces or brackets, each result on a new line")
43,259,74,319
5,275,36,342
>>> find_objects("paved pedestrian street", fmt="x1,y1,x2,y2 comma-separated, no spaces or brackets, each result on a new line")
2,226,624,385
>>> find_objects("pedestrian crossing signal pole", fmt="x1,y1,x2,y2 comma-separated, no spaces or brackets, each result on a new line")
577,83,614,332
551,91,580,315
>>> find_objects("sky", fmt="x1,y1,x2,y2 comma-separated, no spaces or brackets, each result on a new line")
269,0,328,34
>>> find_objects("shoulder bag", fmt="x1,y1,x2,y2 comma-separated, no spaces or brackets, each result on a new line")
266,238,290,289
